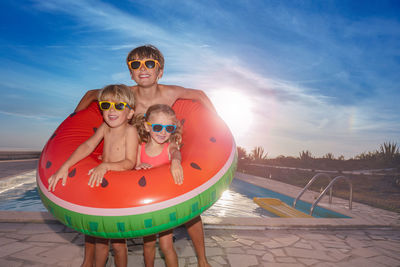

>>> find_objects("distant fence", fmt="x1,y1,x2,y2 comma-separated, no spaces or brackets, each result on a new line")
0,151,41,160
248,163,399,177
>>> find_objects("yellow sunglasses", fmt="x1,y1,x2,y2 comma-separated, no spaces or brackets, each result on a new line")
128,59,160,70
99,101,132,111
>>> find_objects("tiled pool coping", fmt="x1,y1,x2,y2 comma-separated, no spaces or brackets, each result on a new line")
202,172,400,229
0,172,399,229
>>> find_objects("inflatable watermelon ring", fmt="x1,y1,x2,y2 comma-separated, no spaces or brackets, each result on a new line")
37,99,237,238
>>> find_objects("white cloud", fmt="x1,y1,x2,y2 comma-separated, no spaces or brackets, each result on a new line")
0,110,60,121
111,71,130,82
32,0,175,43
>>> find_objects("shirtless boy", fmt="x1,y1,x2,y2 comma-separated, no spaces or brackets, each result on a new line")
49,84,138,267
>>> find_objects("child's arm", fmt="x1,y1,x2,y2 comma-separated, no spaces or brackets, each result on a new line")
169,143,183,185
135,144,152,170
167,85,217,113
87,125,138,187
74,89,100,112
48,123,106,191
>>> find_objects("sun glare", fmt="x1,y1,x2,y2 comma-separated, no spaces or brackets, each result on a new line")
209,89,253,139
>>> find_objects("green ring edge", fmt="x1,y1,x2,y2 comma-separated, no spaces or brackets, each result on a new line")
38,154,237,238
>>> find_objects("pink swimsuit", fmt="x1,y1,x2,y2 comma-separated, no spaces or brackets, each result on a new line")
140,143,170,167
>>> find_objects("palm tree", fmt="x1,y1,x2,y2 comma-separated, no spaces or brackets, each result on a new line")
322,153,335,160
237,146,248,160
337,155,345,161
355,151,377,160
250,146,268,162
299,150,313,161
379,141,399,162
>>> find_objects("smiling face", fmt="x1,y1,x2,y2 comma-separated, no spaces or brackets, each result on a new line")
129,57,164,87
101,98,134,129
144,111,175,145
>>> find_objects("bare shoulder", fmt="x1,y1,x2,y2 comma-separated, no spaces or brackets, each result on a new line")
157,84,215,111
126,124,138,134
96,122,110,138
159,84,184,93
126,124,138,140
159,84,199,97
129,85,139,94
160,84,216,112
96,122,107,133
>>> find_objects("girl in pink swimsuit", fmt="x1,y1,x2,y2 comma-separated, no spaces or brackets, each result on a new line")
135,104,183,267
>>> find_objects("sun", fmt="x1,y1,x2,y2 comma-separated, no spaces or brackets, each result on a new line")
209,89,253,140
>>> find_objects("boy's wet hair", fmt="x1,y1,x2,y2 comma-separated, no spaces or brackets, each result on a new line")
98,84,135,108
134,104,182,145
126,44,165,70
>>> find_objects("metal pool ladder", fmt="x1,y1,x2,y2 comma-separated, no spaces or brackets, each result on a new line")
293,173,332,209
293,173,353,216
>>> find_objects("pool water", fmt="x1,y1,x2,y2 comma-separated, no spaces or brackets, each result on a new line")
217,179,350,218
0,171,349,218
0,171,44,211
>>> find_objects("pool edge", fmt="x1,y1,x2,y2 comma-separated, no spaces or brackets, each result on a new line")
0,210,59,223
0,210,399,230
233,172,400,229
1,171,399,230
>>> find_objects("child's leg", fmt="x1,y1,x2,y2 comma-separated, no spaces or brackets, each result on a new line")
143,234,157,267
95,238,110,267
185,216,210,267
158,230,178,267
111,239,127,267
81,235,95,267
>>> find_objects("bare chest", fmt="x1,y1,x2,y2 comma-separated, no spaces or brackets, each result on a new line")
102,131,126,162
134,97,175,114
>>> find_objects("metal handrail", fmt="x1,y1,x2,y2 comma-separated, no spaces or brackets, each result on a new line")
310,175,353,216
293,173,332,208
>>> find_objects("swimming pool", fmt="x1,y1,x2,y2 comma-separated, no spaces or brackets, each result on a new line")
218,178,350,218
0,171,43,211
0,171,349,218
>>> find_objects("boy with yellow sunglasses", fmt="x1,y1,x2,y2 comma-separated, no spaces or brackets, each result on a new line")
75,45,213,267
49,84,138,267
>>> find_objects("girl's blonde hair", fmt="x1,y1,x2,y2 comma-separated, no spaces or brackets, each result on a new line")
134,104,182,145
97,84,135,108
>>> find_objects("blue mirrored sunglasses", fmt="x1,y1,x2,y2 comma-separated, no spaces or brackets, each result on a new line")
146,122,176,133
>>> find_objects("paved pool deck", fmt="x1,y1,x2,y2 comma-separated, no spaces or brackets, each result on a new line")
0,164,400,266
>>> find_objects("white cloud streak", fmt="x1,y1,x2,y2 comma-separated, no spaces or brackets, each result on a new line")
0,110,61,121
32,0,176,43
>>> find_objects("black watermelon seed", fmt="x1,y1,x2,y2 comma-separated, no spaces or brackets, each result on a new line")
68,168,76,178
46,161,52,169
138,176,146,187
50,133,56,140
101,178,108,187
210,137,216,143
190,163,201,170
180,119,185,126
93,127,97,133
69,112,76,118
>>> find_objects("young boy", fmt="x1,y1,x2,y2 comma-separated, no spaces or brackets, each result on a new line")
75,45,213,267
48,84,138,267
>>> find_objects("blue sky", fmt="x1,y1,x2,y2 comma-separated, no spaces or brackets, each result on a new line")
1,0,399,158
